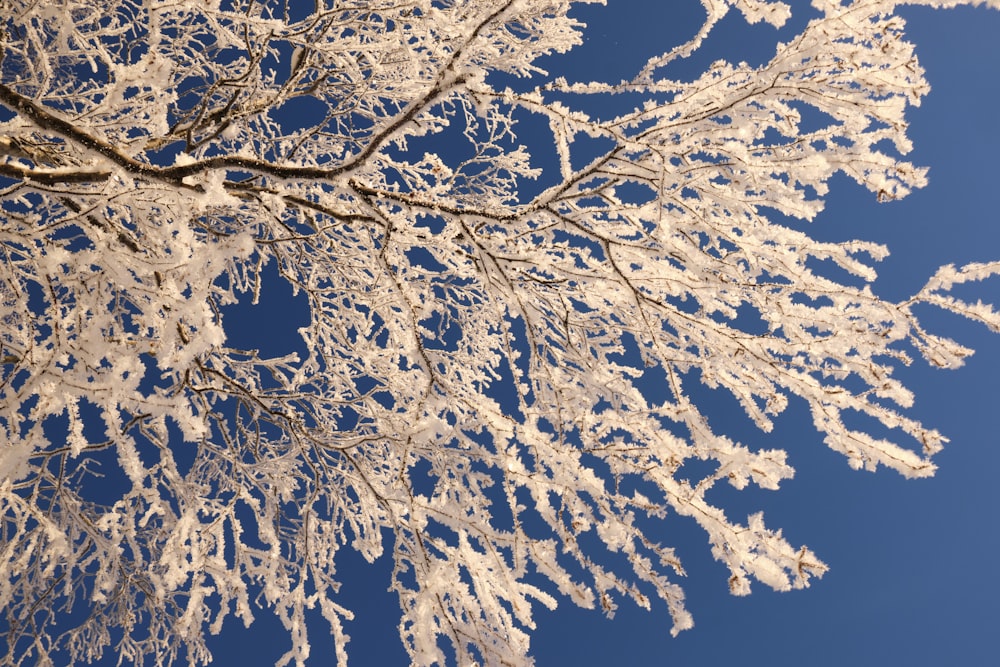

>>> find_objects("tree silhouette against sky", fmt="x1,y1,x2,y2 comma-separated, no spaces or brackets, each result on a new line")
1,0,998,665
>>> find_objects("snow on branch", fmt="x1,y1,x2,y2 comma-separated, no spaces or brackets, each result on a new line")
0,0,997,665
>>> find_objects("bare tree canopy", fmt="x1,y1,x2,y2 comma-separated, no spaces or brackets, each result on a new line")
1,0,998,664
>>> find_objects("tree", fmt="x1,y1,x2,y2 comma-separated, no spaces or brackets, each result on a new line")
1,0,998,664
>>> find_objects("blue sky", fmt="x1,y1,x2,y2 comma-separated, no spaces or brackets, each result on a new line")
520,4,1000,666
53,2,1000,665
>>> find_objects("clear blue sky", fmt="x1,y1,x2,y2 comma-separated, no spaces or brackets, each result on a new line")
523,4,1000,666
69,2,1000,665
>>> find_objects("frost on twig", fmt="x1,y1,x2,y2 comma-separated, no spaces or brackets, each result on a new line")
0,0,997,665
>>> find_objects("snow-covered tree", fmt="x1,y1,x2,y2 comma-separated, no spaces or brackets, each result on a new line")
1,0,997,664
